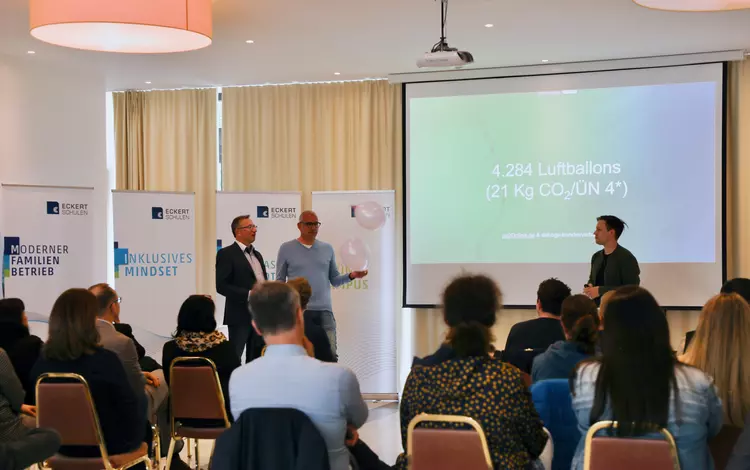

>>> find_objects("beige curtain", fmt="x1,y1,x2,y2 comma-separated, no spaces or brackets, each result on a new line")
222,80,401,208
728,60,750,279
114,88,217,296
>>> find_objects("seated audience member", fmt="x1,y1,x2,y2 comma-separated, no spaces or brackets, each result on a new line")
0,427,60,470
395,275,548,470
88,283,173,459
87,284,148,419
162,295,240,423
0,299,43,405
0,348,35,443
30,289,147,458
288,277,334,363
683,278,750,353
229,282,368,470
570,286,723,470
504,278,570,352
681,293,750,428
531,295,599,383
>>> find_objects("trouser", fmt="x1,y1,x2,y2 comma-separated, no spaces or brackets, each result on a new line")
145,369,171,457
227,324,262,363
305,310,337,360
0,428,61,470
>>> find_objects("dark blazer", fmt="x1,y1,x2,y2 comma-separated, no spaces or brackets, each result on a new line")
216,242,268,326
0,322,43,405
587,244,640,296
30,348,146,457
161,339,240,421
210,408,330,470
113,323,161,372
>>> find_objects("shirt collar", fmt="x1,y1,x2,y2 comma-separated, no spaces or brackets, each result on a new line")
96,318,115,330
263,344,307,357
236,240,252,253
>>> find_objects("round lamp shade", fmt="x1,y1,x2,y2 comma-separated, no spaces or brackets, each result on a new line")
632,0,750,11
29,0,212,53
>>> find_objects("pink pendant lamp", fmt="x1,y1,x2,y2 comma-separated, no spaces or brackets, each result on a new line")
632,0,750,11
29,0,212,53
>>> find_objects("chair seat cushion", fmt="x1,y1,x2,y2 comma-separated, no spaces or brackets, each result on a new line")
47,442,148,470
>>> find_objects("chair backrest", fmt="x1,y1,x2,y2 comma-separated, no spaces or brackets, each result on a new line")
709,425,744,470
584,421,680,470
170,357,229,426
36,373,108,453
530,379,580,470
407,414,493,470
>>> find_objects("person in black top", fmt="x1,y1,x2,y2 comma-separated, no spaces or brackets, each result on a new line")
0,299,43,405
503,278,570,372
585,215,640,305
216,215,268,363
162,295,240,423
30,289,146,458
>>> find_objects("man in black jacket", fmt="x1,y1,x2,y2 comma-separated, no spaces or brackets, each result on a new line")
216,215,268,363
585,215,640,304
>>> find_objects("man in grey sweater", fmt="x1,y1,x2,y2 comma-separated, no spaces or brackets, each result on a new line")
276,211,367,359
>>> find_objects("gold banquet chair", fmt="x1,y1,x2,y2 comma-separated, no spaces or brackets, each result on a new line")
166,357,231,469
36,373,150,470
583,420,680,470
406,413,493,470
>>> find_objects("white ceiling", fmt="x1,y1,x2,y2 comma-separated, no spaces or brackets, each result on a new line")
2,0,750,91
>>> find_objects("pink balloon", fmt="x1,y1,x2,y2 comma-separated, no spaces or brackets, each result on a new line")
354,201,386,231
339,238,370,271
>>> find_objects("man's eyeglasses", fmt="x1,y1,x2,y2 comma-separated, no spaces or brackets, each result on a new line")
238,225,257,231
302,222,322,228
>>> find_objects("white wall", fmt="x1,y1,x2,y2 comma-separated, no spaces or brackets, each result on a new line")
0,55,109,291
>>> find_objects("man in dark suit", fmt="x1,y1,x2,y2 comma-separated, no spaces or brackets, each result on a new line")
216,214,268,363
584,215,640,305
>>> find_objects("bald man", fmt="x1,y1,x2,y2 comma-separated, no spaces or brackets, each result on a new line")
275,211,367,360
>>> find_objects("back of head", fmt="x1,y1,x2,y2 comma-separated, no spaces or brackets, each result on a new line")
721,278,750,304
249,281,301,335
561,294,599,354
0,298,25,325
597,215,627,240
684,292,750,426
45,288,100,361
287,277,312,311
590,286,675,435
175,295,217,336
89,283,117,316
537,278,572,317
443,274,501,357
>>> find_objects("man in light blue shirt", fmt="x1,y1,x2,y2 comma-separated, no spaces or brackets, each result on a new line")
276,210,367,359
229,282,368,470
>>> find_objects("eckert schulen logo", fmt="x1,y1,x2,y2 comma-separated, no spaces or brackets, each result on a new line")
47,201,88,216
257,206,296,219
152,206,191,221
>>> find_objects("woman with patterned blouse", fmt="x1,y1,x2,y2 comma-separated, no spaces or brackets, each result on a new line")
394,274,548,470
162,295,240,424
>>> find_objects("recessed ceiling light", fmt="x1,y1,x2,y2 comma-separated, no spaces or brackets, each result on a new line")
485,23,494,28
27,50,36,54
145,81,152,84
334,72,341,76
542,59,549,63
245,40,254,44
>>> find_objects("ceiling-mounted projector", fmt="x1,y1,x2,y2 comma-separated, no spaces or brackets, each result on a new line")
417,0,475,68
417,50,475,68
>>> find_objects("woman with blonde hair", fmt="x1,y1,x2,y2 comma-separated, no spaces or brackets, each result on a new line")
682,292,750,427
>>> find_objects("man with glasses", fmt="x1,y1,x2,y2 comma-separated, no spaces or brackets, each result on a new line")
89,283,185,466
216,215,268,363
276,210,367,360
